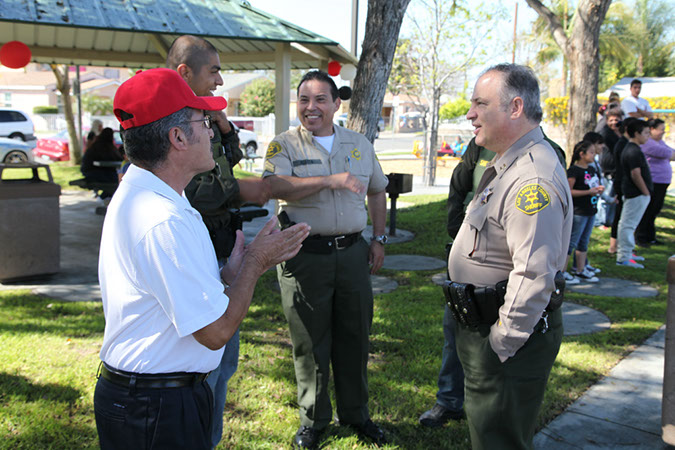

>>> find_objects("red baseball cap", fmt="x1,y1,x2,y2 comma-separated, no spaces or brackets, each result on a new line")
113,68,227,129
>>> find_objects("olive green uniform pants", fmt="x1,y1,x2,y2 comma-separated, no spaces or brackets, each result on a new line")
456,308,563,450
278,238,373,429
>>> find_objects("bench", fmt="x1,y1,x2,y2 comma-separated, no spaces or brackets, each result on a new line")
69,178,118,215
240,154,261,172
69,178,118,193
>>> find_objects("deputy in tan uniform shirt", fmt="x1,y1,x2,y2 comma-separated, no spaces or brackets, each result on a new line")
262,70,388,449
447,64,572,449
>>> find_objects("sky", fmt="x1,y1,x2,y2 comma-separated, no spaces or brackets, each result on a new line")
246,0,548,95
247,0,540,60
247,0,368,53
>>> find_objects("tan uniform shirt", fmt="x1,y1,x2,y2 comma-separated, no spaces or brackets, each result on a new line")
262,125,388,236
448,126,572,361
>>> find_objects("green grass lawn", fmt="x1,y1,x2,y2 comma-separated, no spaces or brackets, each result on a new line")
0,184,672,448
0,161,82,188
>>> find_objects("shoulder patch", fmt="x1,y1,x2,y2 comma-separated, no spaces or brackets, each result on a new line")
515,184,550,215
266,141,282,159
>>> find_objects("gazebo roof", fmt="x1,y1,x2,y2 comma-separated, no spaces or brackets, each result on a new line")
0,0,357,69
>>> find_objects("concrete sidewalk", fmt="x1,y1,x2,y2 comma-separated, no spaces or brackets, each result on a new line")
534,326,666,449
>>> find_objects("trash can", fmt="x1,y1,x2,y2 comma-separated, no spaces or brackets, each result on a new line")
0,162,61,282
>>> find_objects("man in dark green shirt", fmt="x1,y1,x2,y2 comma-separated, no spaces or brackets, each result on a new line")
166,35,269,449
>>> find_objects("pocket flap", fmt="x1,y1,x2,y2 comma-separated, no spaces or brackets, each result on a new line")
465,203,488,231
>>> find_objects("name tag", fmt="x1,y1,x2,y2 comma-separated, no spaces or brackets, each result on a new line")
292,159,323,167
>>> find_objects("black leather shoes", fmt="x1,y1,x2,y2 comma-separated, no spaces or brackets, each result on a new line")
293,425,322,449
347,419,387,445
419,403,465,427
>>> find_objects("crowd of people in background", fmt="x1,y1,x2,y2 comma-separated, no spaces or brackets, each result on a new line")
562,79,674,282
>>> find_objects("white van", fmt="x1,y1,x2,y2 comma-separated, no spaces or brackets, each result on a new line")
0,108,36,142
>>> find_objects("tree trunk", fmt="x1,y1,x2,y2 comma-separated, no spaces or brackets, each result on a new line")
424,86,441,186
348,0,412,143
50,64,82,165
565,0,610,148
525,0,611,151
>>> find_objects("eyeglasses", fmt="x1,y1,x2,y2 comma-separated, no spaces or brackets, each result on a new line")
185,115,212,129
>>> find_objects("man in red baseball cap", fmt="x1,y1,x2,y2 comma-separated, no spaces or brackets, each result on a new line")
94,68,311,450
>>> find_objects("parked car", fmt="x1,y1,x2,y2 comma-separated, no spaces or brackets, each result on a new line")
234,124,259,157
34,129,122,162
0,108,36,142
0,137,35,163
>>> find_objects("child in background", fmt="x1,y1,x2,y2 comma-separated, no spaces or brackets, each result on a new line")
564,141,605,284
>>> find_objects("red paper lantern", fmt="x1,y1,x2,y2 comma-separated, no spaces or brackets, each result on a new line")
327,61,342,77
0,41,32,69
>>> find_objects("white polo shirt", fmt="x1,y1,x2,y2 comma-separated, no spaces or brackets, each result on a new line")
98,164,228,374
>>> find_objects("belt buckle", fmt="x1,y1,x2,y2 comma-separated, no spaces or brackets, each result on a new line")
333,235,347,250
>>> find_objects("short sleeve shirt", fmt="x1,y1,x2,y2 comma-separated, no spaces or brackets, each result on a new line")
621,142,653,198
99,165,228,374
621,96,652,117
448,127,573,361
262,125,388,236
567,164,600,216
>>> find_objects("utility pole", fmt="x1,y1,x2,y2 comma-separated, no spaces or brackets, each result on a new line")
512,2,518,63
562,0,568,96
351,0,359,58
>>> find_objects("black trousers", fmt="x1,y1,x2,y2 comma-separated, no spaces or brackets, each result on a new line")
610,196,623,239
94,376,213,450
636,183,668,244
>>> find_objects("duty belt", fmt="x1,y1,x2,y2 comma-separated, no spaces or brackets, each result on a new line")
98,362,209,389
442,271,565,331
301,232,361,254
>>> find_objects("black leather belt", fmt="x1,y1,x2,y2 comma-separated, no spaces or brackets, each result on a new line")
443,273,565,329
98,362,209,389
301,232,361,254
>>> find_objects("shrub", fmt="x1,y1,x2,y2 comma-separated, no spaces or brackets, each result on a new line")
240,79,275,117
544,96,568,127
440,96,470,120
33,106,58,114
81,95,114,115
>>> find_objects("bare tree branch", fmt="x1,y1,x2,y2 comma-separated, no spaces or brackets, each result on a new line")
525,0,570,55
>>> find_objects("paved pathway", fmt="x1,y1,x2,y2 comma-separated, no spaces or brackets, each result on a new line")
568,277,659,298
534,326,665,449
0,191,102,302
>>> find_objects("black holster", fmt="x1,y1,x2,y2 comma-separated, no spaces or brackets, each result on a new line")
442,281,481,327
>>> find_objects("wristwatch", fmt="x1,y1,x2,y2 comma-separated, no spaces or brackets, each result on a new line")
370,234,388,245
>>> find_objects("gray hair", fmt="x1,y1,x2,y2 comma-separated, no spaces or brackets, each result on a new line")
91,119,103,134
121,107,195,170
482,63,542,123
